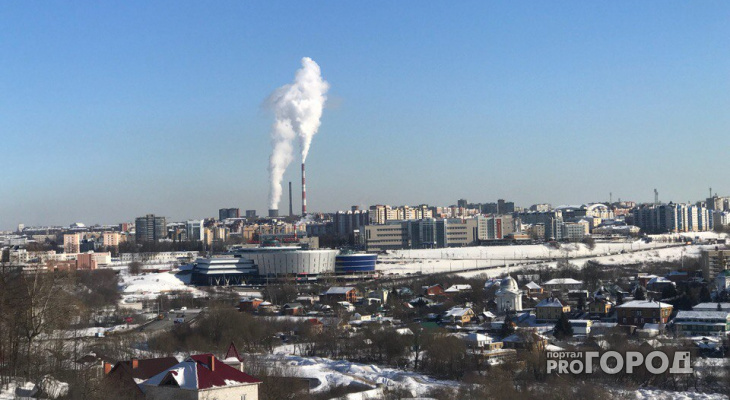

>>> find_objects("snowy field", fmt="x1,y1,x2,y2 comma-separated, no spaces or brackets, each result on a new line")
632,389,728,400
118,269,205,302
261,353,458,396
376,233,727,278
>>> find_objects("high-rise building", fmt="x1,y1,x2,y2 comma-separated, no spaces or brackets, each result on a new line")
219,208,240,221
633,203,712,234
102,232,120,248
186,220,204,242
497,199,515,214
63,233,81,253
457,199,468,208
135,214,167,242
245,210,257,219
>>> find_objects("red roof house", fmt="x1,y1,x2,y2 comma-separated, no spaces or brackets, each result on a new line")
142,354,261,400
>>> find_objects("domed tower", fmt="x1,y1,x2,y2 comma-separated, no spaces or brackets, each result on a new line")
495,275,522,313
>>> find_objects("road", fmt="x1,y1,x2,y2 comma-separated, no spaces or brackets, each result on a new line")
137,308,203,332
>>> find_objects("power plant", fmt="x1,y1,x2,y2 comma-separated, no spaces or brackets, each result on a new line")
265,58,328,218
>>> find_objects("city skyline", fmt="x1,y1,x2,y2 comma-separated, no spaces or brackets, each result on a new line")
2,2,729,228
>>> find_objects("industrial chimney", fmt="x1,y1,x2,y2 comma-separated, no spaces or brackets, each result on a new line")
289,181,293,217
301,163,307,216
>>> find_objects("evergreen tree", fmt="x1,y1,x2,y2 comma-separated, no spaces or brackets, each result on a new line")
553,312,573,340
699,286,712,303
500,312,516,338
634,286,646,300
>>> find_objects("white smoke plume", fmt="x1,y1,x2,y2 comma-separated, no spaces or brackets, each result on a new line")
267,57,329,210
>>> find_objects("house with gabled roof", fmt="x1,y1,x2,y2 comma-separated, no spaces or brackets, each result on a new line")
142,354,261,400
321,286,358,303
535,297,570,322
104,357,179,399
615,300,672,327
523,281,543,296
442,307,475,325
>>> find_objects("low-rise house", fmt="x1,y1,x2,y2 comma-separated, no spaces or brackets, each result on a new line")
367,288,389,303
647,277,676,293
105,357,179,399
524,281,543,296
424,284,445,297
445,284,472,295
615,300,673,327
535,297,570,322
463,333,503,351
295,295,319,305
443,307,475,325
569,319,593,336
336,301,355,312
666,270,691,283
542,278,583,293
142,354,261,400
239,298,263,312
637,274,658,287
502,331,548,352
321,287,358,303
588,298,613,317
282,303,304,316
673,310,730,337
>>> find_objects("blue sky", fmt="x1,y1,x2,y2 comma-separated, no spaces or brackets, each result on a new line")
1,2,729,228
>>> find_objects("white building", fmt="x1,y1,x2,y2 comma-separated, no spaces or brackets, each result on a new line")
495,276,522,313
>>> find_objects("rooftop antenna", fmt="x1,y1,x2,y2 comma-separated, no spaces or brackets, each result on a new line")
654,189,659,206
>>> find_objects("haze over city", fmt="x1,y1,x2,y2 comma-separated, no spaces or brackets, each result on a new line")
2,1,729,228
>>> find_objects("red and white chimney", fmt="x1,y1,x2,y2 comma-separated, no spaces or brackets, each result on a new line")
301,163,307,216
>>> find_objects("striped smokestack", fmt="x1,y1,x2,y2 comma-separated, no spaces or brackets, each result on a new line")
301,163,307,215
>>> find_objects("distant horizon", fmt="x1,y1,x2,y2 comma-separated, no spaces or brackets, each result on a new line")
2,2,728,230
4,190,724,231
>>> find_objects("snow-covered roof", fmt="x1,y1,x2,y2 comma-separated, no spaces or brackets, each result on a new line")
647,277,673,285
143,355,260,390
543,278,583,285
616,300,672,309
536,298,566,308
444,307,472,317
323,286,355,295
675,311,730,320
693,303,730,311
524,281,542,289
445,284,472,293
465,333,492,343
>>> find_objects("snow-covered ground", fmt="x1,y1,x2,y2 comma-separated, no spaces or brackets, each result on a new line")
632,389,728,400
376,233,727,278
119,269,205,302
262,354,458,396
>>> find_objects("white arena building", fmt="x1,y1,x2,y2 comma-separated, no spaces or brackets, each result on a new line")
229,246,338,277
